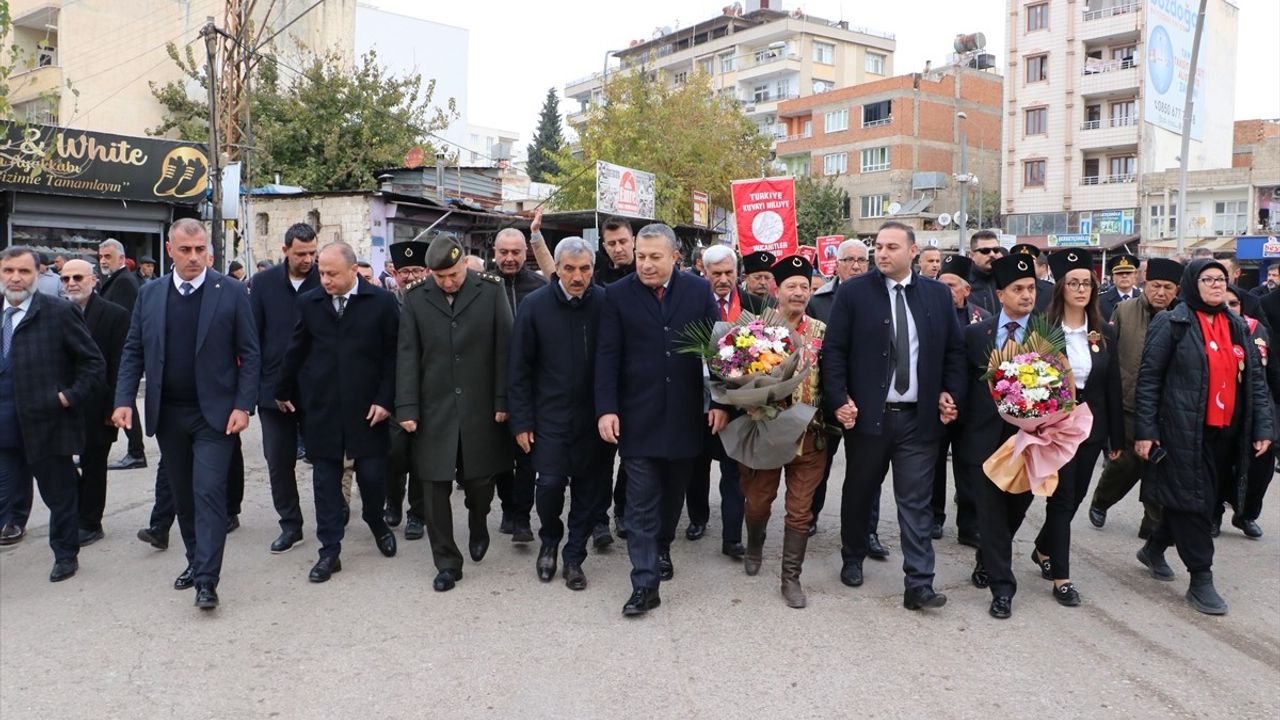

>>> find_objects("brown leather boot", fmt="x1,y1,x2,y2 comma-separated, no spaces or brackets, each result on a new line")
743,520,767,576
781,528,808,608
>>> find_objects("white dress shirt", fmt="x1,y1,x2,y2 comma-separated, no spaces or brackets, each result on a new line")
885,274,919,403
1062,322,1092,390
4,294,34,329
332,286,356,314
171,268,208,293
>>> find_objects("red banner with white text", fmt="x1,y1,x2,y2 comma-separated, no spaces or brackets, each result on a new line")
731,177,798,257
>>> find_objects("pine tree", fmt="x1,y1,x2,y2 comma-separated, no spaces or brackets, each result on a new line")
526,87,563,183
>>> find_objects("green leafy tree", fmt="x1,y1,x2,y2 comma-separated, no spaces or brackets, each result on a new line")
548,67,771,225
150,47,456,191
795,175,849,243
525,87,563,183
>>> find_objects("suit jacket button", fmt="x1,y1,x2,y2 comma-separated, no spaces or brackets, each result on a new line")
882,351,888,357
666,377,671,383
455,355,461,361
880,383,886,388
451,321,458,328
455,388,462,394
664,326,670,332
665,351,671,357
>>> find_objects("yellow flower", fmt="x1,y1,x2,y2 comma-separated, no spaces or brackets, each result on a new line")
735,335,753,349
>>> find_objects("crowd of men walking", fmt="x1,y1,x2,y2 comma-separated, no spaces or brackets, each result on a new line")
0,213,1275,618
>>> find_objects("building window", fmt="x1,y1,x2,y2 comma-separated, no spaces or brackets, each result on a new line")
802,120,812,137
860,146,890,172
1110,100,1135,126
865,52,886,75
862,100,892,127
823,153,848,176
1027,3,1049,31
841,196,852,220
1111,45,1137,67
1025,107,1047,135
306,209,321,231
719,52,735,73
824,109,849,133
1108,156,1135,182
673,71,687,85
1026,54,1048,83
1024,160,1046,187
1213,200,1248,235
813,41,835,64
753,84,771,103
698,58,714,75
860,194,889,218
813,80,832,93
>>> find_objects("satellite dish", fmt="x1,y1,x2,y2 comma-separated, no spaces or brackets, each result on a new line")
957,212,969,225
938,213,952,226
887,202,902,215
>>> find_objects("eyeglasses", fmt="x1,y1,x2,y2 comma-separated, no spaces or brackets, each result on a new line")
59,274,88,284
1063,280,1094,291
838,257,868,264
1198,276,1227,286
972,247,1004,255
1227,300,1241,308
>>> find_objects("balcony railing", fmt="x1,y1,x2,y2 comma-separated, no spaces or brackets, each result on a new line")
746,92,800,105
862,117,892,128
783,131,813,143
1083,58,1137,75
1083,2,1141,21
1080,173,1135,185
1080,116,1137,130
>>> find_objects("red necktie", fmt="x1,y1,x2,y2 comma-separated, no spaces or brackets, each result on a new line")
720,299,729,319
655,286,665,303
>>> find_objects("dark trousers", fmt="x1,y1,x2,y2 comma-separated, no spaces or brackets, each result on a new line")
386,424,425,521
77,444,112,532
972,462,1035,598
932,425,979,536
150,437,244,531
594,446,628,526
622,457,693,590
1092,412,1162,532
154,404,235,588
0,447,78,561
686,430,744,543
423,477,494,573
812,432,881,532
495,439,535,524
124,399,145,457
1034,441,1104,580
536,471,606,566
311,455,390,559
1152,425,1233,581
258,407,304,533
839,408,939,589
1240,451,1276,521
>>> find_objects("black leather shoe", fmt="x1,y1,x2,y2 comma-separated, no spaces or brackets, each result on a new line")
563,563,587,591
376,532,397,558
0,523,24,545
657,552,674,581
685,523,706,541
78,528,105,546
309,556,342,583
929,523,944,540
1031,549,1053,580
989,595,1012,619
807,521,818,537
622,587,661,616
903,585,947,610
270,530,303,554
469,531,490,562
50,558,78,582
721,541,745,560
384,506,402,528
1053,582,1081,607
174,565,195,590
957,532,981,549
840,560,864,587
137,526,168,550
591,524,614,549
1232,515,1263,539
614,515,628,540
499,515,515,535
1136,545,1175,581
108,453,147,471
194,585,219,610
971,557,990,589
226,515,240,533
511,521,534,544
536,545,557,582
432,568,462,592
866,533,889,560
1088,505,1106,528
404,516,425,540
1186,582,1228,615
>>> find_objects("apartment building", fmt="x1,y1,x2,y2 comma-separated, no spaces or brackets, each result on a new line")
774,66,1002,238
562,1,896,143
1002,0,1239,244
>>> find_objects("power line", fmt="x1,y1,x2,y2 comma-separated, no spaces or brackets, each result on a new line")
63,39,200,129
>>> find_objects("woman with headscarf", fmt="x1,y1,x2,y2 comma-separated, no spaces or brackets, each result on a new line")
1133,259,1274,615
1028,250,1124,607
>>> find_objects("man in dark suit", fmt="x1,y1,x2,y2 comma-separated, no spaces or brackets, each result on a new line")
113,218,260,610
966,230,1006,314
1258,285,1280,335
596,223,728,616
959,253,1039,619
823,221,965,611
683,243,769,556
98,238,147,471
250,222,319,554
277,242,399,583
59,260,130,546
1098,253,1141,321
396,234,513,592
0,246,105,581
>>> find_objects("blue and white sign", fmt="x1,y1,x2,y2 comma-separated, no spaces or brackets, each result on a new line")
1144,0,1206,141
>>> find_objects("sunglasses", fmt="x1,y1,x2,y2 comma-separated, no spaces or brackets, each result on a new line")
60,274,88,284
972,247,1004,255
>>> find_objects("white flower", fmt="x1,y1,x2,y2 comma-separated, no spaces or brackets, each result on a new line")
718,346,735,360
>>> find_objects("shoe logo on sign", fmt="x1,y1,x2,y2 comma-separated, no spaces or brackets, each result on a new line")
153,147,210,199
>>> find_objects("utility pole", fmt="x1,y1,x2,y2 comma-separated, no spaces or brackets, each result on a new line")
202,16,224,270
957,111,969,254
1175,0,1209,256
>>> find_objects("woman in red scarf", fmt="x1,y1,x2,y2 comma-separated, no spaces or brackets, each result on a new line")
1132,259,1274,616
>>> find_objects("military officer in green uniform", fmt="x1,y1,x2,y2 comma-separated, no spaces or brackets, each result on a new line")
396,235,514,592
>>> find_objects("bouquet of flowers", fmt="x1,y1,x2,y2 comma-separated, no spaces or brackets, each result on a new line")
981,318,1094,496
681,312,816,469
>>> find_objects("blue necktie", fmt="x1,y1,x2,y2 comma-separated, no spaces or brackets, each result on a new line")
181,282,194,297
1,307,16,359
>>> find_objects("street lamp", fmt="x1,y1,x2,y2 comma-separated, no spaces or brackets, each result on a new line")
956,110,970,254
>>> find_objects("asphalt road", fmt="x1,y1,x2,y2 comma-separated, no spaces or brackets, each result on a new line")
2,424,1277,719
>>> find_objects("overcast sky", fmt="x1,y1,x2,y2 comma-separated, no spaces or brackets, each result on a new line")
366,0,1279,155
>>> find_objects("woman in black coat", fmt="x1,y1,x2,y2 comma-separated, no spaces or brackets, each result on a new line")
1029,251,1125,607
1133,259,1274,616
